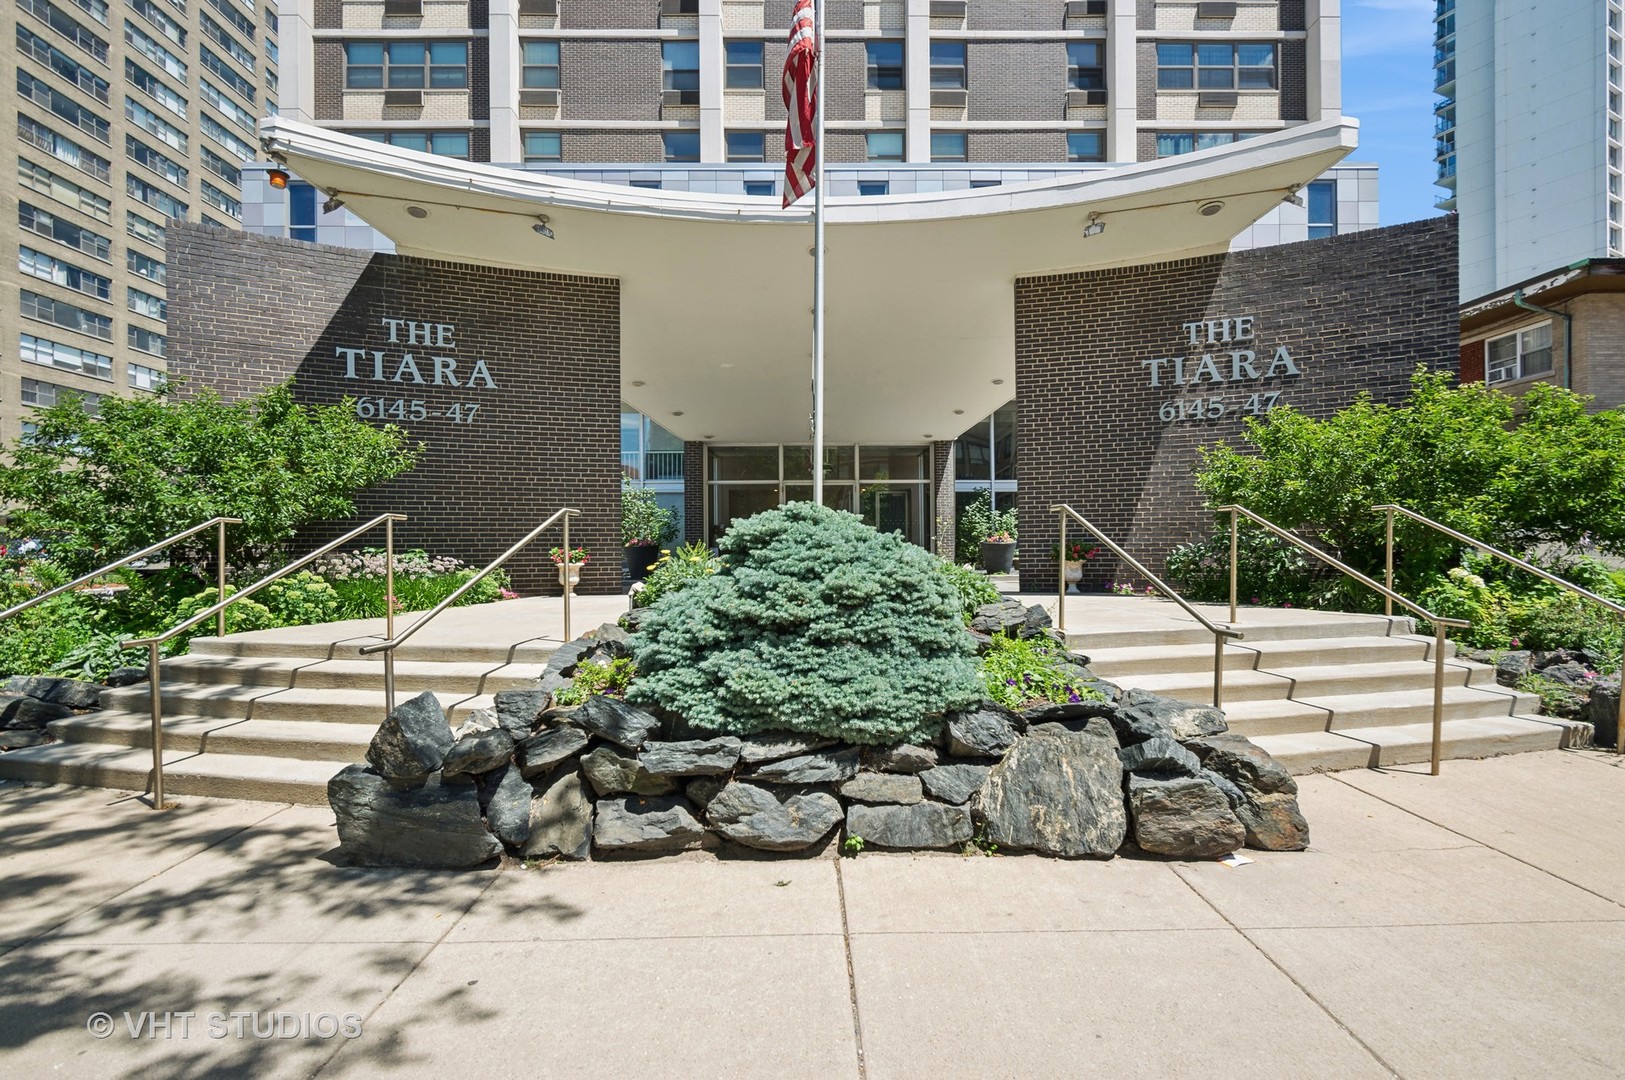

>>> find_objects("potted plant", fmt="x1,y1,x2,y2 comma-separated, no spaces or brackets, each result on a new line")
980,530,1017,574
966,494,1018,573
549,545,589,593
1051,540,1101,593
622,479,677,581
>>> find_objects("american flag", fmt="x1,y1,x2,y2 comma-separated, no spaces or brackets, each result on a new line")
782,0,818,207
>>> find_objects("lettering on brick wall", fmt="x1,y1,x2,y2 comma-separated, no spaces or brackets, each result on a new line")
336,318,497,425
1139,315,1303,423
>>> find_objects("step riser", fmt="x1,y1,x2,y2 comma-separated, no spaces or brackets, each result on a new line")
147,664,539,694
91,693,488,725
1227,695,1538,738
0,755,330,806
50,721,372,764
1115,666,1499,704
1262,725,1576,774
1088,640,1441,676
1067,616,1408,651
187,639,558,665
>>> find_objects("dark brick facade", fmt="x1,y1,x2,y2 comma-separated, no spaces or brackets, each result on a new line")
1013,217,1460,594
165,225,622,596
967,42,1067,122
931,439,955,560
683,441,705,544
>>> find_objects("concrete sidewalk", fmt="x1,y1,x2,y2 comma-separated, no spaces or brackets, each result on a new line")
4,750,1625,1078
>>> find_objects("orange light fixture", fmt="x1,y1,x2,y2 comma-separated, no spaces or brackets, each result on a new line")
268,168,290,189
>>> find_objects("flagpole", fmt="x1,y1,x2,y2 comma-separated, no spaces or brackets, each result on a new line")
811,0,826,505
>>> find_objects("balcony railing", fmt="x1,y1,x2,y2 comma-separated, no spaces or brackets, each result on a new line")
621,450,684,482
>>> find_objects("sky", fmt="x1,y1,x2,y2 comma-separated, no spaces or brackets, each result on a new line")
1340,0,1443,225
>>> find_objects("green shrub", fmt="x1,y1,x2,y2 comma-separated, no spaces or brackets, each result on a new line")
1516,671,1594,718
956,490,1017,563
49,632,131,683
260,571,343,627
634,540,719,608
622,477,677,546
313,549,510,618
936,559,1000,621
167,586,277,651
978,635,1105,711
1508,591,1623,663
554,656,636,706
628,503,982,744
1164,529,1327,607
1416,566,1514,650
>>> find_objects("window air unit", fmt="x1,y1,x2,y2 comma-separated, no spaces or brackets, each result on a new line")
930,89,968,107
1066,89,1108,106
1063,1,1107,16
520,88,560,106
929,0,967,15
382,0,421,16
383,89,424,107
517,0,557,13
1197,91,1239,108
662,88,700,105
1196,2,1238,18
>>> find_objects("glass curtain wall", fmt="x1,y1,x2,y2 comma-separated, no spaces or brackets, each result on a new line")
953,400,1017,521
621,404,686,541
707,445,932,546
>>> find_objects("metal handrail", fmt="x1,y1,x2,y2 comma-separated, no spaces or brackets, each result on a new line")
0,517,241,638
1220,504,1471,775
358,507,582,715
1051,504,1244,709
1375,502,1625,754
123,512,407,809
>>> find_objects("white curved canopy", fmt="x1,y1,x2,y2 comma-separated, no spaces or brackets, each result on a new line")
259,117,1358,443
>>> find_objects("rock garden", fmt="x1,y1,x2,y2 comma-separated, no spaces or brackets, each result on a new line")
329,503,1309,867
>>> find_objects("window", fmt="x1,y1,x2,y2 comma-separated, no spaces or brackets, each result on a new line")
344,41,468,89
523,131,562,162
1156,42,1276,89
19,246,111,300
970,179,999,188
1067,131,1104,161
17,116,110,183
124,21,186,80
726,130,765,162
127,287,166,320
930,42,966,89
127,211,165,246
18,70,110,144
127,325,166,358
201,114,255,160
663,131,699,161
203,182,242,219
858,180,889,196
66,0,107,26
288,180,316,241
126,99,188,153
1155,130,1258,156
22,377,101,412
1067,42,1104,90
725,40,763,88
130,0,185,46
17,25,111,104
20,334,112,380
1485,324,1555,384
1307,179,1336,239
202,45,256,102
206,0,255,38
867,41,904,89
19,202,110,260
126,135,188,187
129,361,164,392
931,132,967,161
865,131,903,161
19,0,109,63
744,180,774,197
126,249,166,285
18,158,111,221
201,80,258,134
629,179,661,189
353,130,470,158
521,41,559,88
20,290,112,341
126,59,189,119
200,12,255,72
663,40,699,92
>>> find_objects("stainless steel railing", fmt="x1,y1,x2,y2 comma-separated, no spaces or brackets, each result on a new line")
1051,504,1244,709
122,513,407,809
1375,503,1625,754
357,507,581,715
1220,505,1471,776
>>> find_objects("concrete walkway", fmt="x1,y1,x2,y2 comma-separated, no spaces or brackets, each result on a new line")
4,749,1625,1078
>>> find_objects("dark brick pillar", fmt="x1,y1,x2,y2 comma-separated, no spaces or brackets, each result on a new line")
683,441,706,544
931,440,955,561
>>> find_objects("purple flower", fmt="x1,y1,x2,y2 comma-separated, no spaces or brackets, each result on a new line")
1005,678,1017,686
1067,691,1082,703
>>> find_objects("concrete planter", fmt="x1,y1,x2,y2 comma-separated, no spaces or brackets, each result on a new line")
624,543,662,581
980,540,1016,574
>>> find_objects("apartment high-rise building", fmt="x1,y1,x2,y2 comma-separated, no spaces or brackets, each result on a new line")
4,0,279,442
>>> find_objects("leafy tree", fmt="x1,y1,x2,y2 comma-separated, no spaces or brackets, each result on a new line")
628,502,983,744
1193,369,1625,595
0,382,419,575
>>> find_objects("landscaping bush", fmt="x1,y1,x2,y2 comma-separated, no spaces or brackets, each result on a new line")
312,549,510,618
622,477,677,546
554,656,635,706
633,540,718,608
978,635,1105,711
936,559,1001,621
628,503,983,744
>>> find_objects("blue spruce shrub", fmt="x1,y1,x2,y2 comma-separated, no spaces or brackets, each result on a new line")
626,502,983,744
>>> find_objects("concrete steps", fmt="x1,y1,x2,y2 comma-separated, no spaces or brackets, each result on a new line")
95,683,499,725
0,741,347,806
1076,608,1590,772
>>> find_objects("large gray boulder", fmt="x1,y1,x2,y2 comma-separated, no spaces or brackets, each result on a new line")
1127,774,1246,858
580,746,678,797
593,795,706,854
4,675,102,709
846,802,971,850
638,737,743,777
738,733,840,765
969,600,1052,640
839,772,924,805
1118,736,1202,778
517,724,591,780
1590,681,1621,748
945,704,1021,758
0,729,47,749
1189,734,1309,851
492,689,549,738
863,743,938,774
977,720,1127,858
365,692,456,781
327,765,502,868
707,782,842,852
483,764,532,849
0,696,73,730
575,695,662,750
919,763,991,805
440,728,516,780
749,746,860,784
522,768,593,861
1112,688,1228,744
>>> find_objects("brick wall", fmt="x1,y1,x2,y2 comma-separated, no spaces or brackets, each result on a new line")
967,42,1066,122
931,439,955,560
826,41,868,123
1136,42,1157,122
563,40,663,121
969,131,1067,162
165,225,623,596
315,41,344,120
969,1,1064,32
1279,39,1307,121
1280,0,1306,32
683,441,706,544
1459,339,1485,384
560,130,668,161
1013,216,1460,594
1567,294,1625,408
562,0,657,29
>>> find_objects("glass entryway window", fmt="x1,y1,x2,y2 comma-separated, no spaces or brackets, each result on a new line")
707,444,934,548
622,403,686,540
953,400,1018,526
